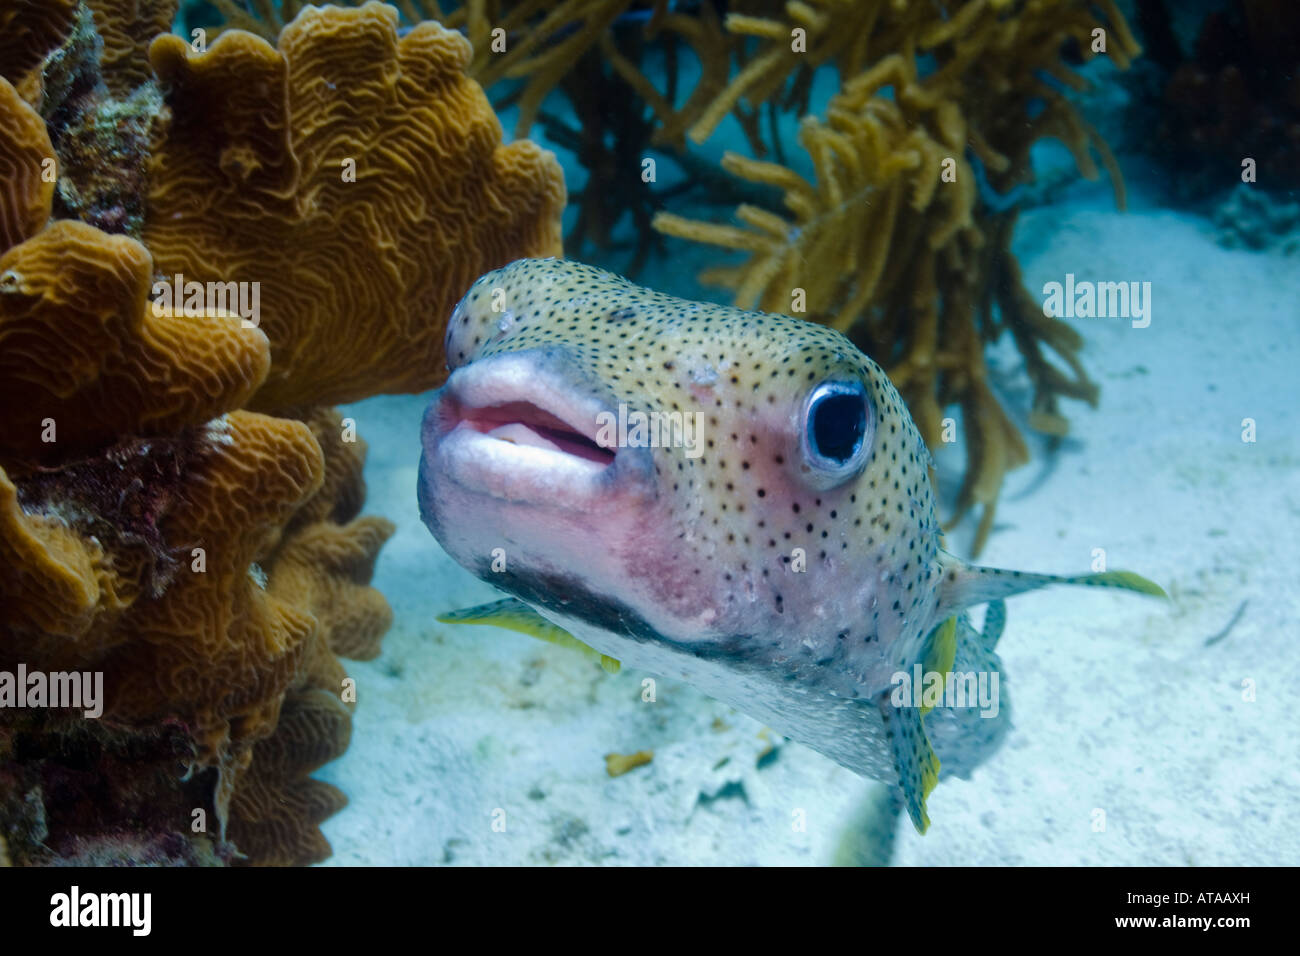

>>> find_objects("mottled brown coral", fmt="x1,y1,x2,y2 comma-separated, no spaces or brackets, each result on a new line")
2,409,323,774
0,400,394,863
224,585,356,865
0,711,228,866
0,424,318,865
145,1,566,410
280,406,368,536
88,412,323,743
268,518,394,662
225,685,352,866
0,397,398,864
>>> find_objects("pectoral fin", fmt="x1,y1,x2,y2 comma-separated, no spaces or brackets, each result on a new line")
438,598,621,673
919,615,958,716
878,693,941,834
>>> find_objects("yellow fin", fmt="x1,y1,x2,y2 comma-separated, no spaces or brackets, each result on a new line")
1066,570,1168,599
438,598,621,673
919,615,958,716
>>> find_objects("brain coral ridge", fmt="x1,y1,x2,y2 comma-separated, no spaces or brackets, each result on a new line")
144,0,567,409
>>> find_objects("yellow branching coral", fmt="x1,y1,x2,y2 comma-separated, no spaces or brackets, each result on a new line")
686,0,905,145
595,2,737,151
654,0,1139,553
454,0,641,137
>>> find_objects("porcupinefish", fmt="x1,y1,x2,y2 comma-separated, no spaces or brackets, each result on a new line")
417,258,1163,832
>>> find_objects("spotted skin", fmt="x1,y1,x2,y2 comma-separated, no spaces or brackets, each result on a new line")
419,258,1162,831
437,259,941,671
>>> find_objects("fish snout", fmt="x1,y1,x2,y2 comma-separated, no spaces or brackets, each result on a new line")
419,349,656,522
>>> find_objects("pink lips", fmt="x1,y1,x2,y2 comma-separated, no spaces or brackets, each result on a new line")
424,352,631,509
458,400,616,467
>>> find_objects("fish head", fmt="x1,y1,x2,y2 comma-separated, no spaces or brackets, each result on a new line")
419,258,944,694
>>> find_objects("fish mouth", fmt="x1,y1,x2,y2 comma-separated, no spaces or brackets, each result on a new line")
422,351,648,510
454,400,615,468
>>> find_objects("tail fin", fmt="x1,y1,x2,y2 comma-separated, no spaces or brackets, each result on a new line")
933,551,1166,623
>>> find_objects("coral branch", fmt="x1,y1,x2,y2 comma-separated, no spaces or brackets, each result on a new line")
653,0,1138,553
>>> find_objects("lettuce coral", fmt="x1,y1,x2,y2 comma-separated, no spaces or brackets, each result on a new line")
146,1,566,409
0,219,271,463
0,0,564,865
0,74,55,249
0,0,78,91
90,0,179,95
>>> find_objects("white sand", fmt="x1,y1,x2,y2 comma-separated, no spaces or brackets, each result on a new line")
318,177,1300,866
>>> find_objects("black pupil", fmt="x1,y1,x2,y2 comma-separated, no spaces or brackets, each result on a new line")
811,393,865,463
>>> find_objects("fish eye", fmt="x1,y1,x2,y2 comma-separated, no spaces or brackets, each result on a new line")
800,380,872,486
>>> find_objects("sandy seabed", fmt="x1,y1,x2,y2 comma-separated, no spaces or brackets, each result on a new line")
319,177,1300,866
